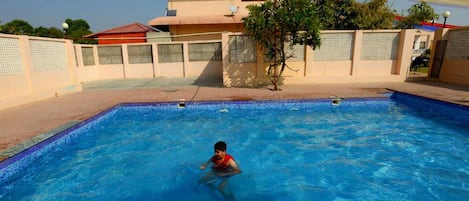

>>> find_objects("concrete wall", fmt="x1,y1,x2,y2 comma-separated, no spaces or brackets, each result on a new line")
74,40,223,83
167,0,264,17
222,29,416,87
430,27,469,85
170,24,244,41
147,32,172,43
0,34,80,110
0,28,419,110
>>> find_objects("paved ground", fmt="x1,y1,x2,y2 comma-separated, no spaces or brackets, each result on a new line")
1,78,468,161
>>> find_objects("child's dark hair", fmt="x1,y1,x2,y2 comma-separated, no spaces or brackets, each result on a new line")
214,141,227,151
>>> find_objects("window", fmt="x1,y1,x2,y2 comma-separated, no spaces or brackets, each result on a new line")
419,41,427,50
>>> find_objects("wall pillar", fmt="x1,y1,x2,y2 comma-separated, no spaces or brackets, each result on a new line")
395,29,415,76
64,39,81,90
121,44,129,79
182,42,190,77
221,32,231,87
18,36,34,93
151,43,158,77
350,30,363,76
74,45,84,83
304,45,314,77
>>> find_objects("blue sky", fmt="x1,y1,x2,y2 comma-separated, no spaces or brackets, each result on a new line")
0,0,467,32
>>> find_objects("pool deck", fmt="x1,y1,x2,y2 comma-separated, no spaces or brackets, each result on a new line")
1,78,468,161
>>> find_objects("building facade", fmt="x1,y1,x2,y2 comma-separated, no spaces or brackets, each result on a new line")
148,0,265,41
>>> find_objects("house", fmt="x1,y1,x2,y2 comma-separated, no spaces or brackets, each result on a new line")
148,0,265,41
85,23,159,45
394,16,461,65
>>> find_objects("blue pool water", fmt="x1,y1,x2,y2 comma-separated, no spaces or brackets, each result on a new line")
1,93,468,200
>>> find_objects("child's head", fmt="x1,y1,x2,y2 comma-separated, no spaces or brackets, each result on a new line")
214,141,227,151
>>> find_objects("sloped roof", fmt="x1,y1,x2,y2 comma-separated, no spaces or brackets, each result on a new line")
85,23,157,38
423,0,469,6
148,15,243,26
394,16,460,31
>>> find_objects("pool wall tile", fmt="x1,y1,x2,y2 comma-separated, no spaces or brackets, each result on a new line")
391,92,469,124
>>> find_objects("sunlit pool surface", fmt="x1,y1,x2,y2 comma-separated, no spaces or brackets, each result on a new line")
1,92,468,200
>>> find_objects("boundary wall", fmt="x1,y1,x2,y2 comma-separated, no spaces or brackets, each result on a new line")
222,29,416,87
0,34,79,110
1,29,418,110
430,27,469,85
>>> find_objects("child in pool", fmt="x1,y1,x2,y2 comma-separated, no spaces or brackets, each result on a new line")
199,141,241,200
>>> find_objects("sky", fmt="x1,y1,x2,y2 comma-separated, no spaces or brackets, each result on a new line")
0,0,468,32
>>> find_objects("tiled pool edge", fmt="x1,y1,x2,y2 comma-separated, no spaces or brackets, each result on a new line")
0,121,81,161
0,104,121,183
387,89,469,109
389,89,469,113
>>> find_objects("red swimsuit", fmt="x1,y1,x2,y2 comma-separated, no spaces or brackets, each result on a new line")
212,154,234,171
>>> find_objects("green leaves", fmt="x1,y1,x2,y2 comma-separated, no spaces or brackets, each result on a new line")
396,1,438,29
1,19,34,35
0,18,95,44
243,0,322,90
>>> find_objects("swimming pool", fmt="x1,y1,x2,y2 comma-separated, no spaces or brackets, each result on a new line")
1,92,468,200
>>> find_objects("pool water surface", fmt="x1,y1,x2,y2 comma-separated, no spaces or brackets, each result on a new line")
0,93,468,200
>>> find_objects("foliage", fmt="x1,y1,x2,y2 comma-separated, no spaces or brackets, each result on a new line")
396,1,438,29
313,0,356,30
0,18,96,44
351,0,395,29
34,26,64,38
1,19,34,35
64,18,96,44
313,0,394,30
243,0,321,90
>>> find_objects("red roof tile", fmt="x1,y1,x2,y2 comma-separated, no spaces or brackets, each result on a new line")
85,23,156,38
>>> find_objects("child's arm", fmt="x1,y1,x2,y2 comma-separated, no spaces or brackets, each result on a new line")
200,158,212,170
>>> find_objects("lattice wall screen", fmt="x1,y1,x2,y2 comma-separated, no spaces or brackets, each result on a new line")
446,30,469,60
229,36,256,63
361,33,399,60
0,38,24,76
313,33,353,61
30,40,68,72
189,42,222,61
285,43,305,62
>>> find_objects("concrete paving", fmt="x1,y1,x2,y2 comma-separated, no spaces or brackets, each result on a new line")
1,78,468,161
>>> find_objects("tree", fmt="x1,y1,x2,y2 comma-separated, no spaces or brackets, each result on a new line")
47,27,66,38
64,18,96,44
351,0,395,29
396,1,438,29
2,19,34,35
34,26,65,38
243,0,321,90
313,0,394,30
313,0,356,30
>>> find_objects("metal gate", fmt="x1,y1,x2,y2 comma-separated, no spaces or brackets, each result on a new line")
430,40,447,78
